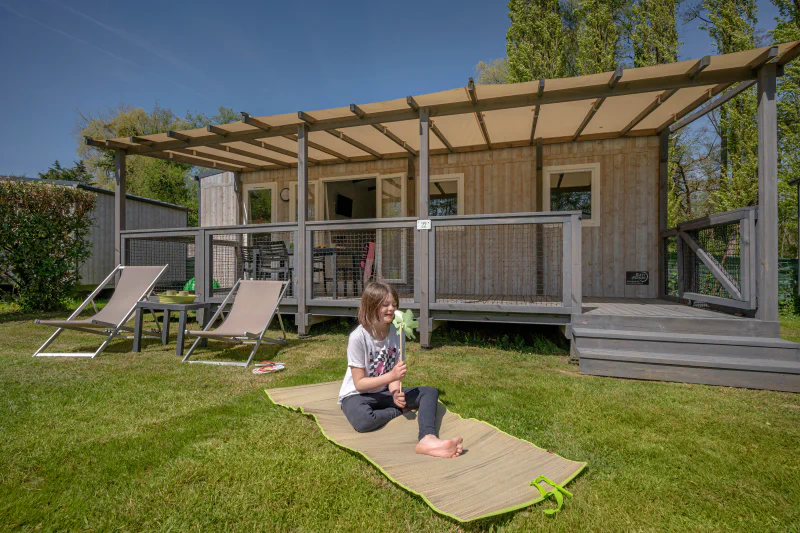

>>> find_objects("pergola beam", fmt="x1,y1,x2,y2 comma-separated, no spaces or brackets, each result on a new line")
241,112,271,131
573,97,605,141
171,148,263,170
241,139,320,164
325,129,383,159
298,111,317,125
217,145,291,168
150,151,246,172
350,104,366,119
130,136,154,145
430,120,453,153
105,139,130,150
206,125,229,137
284,134,351,162
468,78,491,149
166,130,192,143
747,46,779,71
687,56,711,79
406,96,420,112
778,40,800,66
101,62,772,156
620,89,677,136
608,65,623,88
655,83,730,133
669,80,756,133
371,124,417,155
529,105,541,145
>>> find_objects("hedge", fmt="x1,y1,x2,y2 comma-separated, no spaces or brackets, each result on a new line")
0,180,96,311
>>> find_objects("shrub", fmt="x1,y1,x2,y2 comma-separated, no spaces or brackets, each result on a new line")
0,180,96,311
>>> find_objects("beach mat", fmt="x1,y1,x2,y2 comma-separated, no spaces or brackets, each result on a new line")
266,382,586,522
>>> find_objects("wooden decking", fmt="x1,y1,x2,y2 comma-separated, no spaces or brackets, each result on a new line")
581,297,746,319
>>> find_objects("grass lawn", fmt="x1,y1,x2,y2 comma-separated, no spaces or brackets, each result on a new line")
1,303,798,532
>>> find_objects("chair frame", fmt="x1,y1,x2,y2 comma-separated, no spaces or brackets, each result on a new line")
33,264,168,358
181,279,289,368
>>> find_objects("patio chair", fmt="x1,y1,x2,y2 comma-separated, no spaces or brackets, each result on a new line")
33,264,168,358
181,279,288,368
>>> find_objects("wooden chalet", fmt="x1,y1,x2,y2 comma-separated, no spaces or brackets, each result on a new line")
88,42,800,392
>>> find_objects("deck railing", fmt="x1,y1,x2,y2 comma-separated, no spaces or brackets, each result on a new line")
120,211,583,319
661,206,757,310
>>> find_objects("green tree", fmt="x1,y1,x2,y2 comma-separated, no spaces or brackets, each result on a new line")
772,0,800,257
629,0,680,67
38,160,95,186
475,58,510,84
575,0,625,74
506,0,571,81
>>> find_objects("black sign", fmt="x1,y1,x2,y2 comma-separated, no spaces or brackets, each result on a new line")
626,271,650,285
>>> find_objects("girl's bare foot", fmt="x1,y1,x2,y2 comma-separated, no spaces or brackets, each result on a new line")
415,434,464,458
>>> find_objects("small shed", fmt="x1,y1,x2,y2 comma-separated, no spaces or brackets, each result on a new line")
5,177,189,287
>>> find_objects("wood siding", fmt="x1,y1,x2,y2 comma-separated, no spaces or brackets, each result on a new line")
199,137,660,298
81,194,188,286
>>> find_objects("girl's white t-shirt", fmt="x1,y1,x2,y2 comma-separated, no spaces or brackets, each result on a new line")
338,323,402,404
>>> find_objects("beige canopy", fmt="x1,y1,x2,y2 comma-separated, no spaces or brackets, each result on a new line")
89,42,800,173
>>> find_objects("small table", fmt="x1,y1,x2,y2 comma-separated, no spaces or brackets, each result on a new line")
289,247,363,298
132,301,211,356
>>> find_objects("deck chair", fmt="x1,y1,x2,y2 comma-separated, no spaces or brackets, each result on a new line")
181,279,288,368
33,264,168,358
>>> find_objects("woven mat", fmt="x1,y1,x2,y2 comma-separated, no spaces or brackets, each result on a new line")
266,382,586,522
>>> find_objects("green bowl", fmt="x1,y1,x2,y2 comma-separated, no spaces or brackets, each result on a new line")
157,294,196,304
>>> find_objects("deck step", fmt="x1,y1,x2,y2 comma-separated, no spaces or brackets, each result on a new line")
578,348,800,393
573,314,780,338
572,328,800,361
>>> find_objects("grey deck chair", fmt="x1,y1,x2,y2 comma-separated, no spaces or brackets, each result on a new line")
182,279,288,368
33,265,168,358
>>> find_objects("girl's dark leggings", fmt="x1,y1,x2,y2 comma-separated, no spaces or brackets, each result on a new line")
341,386,438,441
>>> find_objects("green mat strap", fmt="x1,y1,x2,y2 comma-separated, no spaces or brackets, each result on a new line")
530,475,573,516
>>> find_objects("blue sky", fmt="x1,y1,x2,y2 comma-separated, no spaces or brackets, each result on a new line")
0,0,783,177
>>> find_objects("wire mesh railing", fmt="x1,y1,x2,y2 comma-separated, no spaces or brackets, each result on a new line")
661,207,757,310
123,234,196,294
307,221,416,302
208,230,296,299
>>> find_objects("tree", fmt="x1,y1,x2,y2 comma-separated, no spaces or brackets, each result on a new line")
38,160,95,186
506,0,571,81
575,0,625,74
629,0,680,67
76,104,238,226
772,0,800,257
475,58,510,84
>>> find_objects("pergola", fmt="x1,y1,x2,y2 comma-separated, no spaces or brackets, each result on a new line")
89,41,800,332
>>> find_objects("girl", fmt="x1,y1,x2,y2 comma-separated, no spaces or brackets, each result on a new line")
338,282,463,458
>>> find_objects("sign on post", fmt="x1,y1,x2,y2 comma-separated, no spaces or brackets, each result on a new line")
417,220,432,230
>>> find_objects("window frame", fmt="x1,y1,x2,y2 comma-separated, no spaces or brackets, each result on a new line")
242,182,278,224
416,173,465,217
542,162,600,227
288,180,321,222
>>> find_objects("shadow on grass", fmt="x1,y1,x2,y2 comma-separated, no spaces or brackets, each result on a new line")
427,322,569,355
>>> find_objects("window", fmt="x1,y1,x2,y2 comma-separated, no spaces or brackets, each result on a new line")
243,183,277,224
542,163,600,227
420,174,464,216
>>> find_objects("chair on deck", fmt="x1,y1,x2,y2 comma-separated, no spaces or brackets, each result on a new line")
181,279,288,368
33,265,168,358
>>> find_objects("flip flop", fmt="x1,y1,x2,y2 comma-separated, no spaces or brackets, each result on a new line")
252,361,285,375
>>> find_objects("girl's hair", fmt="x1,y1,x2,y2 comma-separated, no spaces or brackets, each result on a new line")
358,282,399,330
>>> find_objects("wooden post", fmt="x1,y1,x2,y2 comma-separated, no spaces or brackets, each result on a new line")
418,108,431,348
296,124,309,337
571,213,582,316
535,138,544,295
114,150,126,273
756,63,778,322
658,130,669,299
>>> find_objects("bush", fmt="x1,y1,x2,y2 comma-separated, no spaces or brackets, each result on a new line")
0,180,96,311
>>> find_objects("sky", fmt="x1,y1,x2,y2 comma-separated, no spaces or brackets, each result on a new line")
0,0,784,177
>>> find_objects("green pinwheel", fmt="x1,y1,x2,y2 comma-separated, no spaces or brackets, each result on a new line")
392,309,419,340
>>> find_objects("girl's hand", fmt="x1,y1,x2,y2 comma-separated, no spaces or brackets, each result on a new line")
390,360,407,381
392,390,406,409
